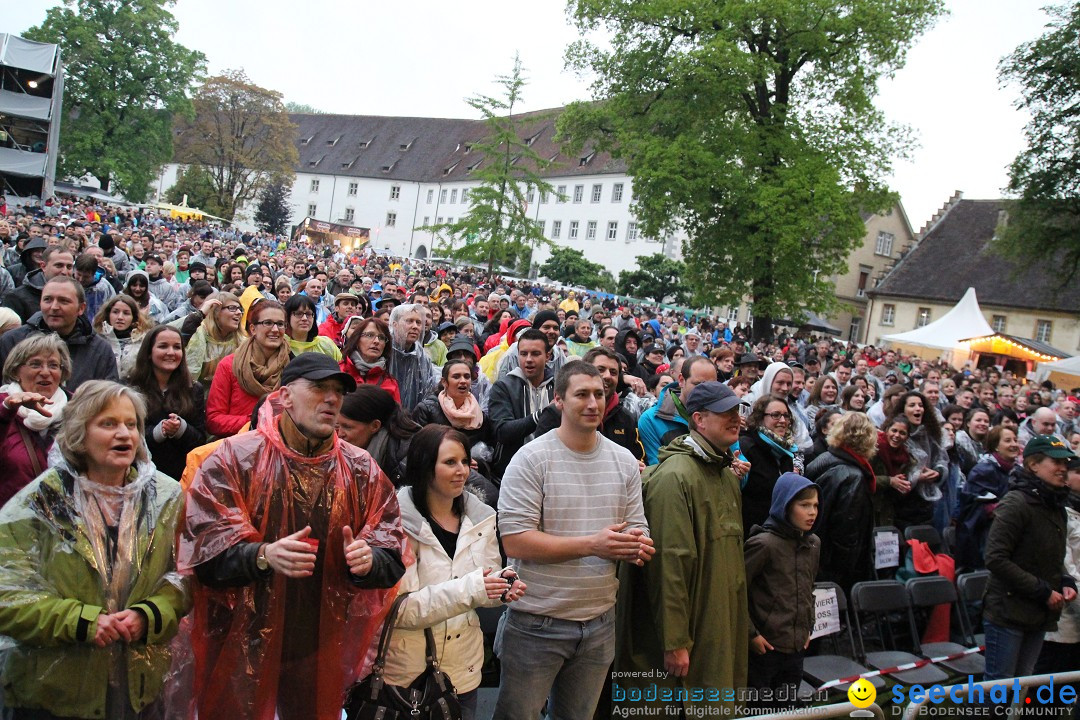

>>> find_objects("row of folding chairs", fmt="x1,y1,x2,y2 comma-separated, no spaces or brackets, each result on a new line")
805,573,990,697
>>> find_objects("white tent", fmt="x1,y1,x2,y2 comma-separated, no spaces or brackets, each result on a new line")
1036,355,1080,387
881,287,994,356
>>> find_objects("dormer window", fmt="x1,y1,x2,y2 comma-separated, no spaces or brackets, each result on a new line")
326,136,340,146
399,138,417,151
300,136,314,146
579,152,595,167
466,160,482,174
524,130,543,146
444,161,460,176
381,161,397,172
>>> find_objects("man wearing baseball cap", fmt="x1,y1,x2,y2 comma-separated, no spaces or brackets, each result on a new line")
180,353,408,719
616,381,748,714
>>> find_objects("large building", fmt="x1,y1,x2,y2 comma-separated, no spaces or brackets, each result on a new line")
157,108,682,277
866,194,1080,352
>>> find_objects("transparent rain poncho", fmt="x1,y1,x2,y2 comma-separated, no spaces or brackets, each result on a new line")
178,391,411,720
0,449,188,719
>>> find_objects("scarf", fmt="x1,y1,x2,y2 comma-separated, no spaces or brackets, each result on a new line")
232,337,290,398
1,382,67,434
349,352,387,377
438,390,483,430
876,431,912,476
839,444,877,493
991,452,1016,473
758,427,796,459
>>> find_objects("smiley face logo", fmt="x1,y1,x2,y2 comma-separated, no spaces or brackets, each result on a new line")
848,678,876,708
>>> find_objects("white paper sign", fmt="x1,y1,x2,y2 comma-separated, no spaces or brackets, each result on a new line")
875,531,900,570
810,587,840,640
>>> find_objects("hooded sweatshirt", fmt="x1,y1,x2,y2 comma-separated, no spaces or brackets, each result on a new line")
748,362,813,453
2,268,46,323
743,472,821,653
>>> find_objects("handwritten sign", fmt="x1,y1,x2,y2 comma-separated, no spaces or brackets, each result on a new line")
810,587,840,640
875,531,900,570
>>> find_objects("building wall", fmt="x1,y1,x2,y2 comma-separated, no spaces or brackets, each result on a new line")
865,296,1080,353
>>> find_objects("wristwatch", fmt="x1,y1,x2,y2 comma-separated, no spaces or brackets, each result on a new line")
256,544,270,572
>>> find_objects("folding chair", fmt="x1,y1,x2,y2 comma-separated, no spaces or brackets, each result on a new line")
850,580,950,685
956,570,990,647
905,576,985,677
904,524,944,553
872,525,902,580
802,582,886,695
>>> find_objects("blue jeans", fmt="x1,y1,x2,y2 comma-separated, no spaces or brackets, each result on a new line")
983,620,1045,681
492,608,615,720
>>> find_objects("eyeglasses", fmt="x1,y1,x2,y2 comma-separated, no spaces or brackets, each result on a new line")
25,359,62,372
293,311,314,319
764,411,792,421
253,320,286,330
360,332,386,342
221,305,243,313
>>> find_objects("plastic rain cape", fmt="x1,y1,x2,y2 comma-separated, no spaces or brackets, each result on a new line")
178,391,410,720
0,448,187,718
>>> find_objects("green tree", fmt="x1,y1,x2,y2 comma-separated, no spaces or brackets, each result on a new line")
285,101,326,114
997,4,1080,280
561,0,942,339
618,253,690,305
421,56,556,277
25,0,206,201
254,181,294,235
540,246,609,288
172,70,298,221
164,165,220,215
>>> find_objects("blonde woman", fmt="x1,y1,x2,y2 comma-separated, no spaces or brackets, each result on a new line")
92,294,153,380
185,291,244,384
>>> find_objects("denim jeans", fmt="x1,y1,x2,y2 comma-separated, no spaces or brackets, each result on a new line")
983,620,1046,681
492,608,615,720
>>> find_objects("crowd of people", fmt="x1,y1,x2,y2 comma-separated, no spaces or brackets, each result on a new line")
0,196,1076,718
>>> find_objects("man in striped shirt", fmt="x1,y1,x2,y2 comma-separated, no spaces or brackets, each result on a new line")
494,361,654,720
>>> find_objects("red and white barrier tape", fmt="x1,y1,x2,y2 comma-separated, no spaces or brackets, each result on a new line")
816,645,985,691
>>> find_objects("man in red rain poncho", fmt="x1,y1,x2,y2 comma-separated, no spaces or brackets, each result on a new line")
179,353,409,720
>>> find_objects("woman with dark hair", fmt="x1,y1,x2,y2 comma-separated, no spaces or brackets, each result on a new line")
889,391,948,531
283,294,341,360
804,374,839,424
839,384,868,413
129,324,206,481
953,425,1023,571
872,416,915,527
806,408,843,465
383,425,525,720
739,394,800,536
955,407,991,475
92,294,153,380
410,359,493,452
123,270,168,323
340,316,400,403
337,385,421,486
206,299,290,437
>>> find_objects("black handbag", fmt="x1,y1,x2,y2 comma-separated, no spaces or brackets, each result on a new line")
344,592,462,720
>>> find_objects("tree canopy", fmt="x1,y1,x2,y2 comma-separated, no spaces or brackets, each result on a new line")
25,0,205,201
618,253,690,305
254,181,294,236
561,0,943,339
539,246,612,290
172,70,298,221
421,56,556,277
164,165,218,214
997,3,1080,281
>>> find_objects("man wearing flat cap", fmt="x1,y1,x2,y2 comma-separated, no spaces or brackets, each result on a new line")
180,354,408,720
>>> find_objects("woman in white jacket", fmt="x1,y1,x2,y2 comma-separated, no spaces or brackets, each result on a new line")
384,425,526,719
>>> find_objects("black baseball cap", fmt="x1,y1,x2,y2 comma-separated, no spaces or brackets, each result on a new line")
685,381,745,414
280,354,357,393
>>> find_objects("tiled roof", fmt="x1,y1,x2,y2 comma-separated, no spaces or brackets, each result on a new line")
289,107,627,182
869,199,1080,314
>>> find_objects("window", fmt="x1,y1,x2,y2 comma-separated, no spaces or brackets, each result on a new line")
573,185,584,203
310,179,320,193
552,220,562,238
591,184,602,203
540,190,549,204
526,188,535,204
426,189,434,204
461,189,469,204
727,306,739,322
917,307,931,328
992,315,1007,333
437,217,443,224
1036,319,1053,343
746,304,754,324
569,221,579,239
440,189,448,203
626,222,638,242
447,217,454,224
612,183,624,203
343,208,355,222
586,221,597,240
557,185,567,203
856,268,870,298
607,221,618,240
538,220,546,236
386,212,397,228
423,216,430,226
849,316,862,343
875,231,894,256
450,189,458,204
881,304,895,326
307,203,317,217
390,185,401,201
348,181,358,197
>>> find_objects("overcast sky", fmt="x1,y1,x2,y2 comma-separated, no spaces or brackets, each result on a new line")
9,0,1052,229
